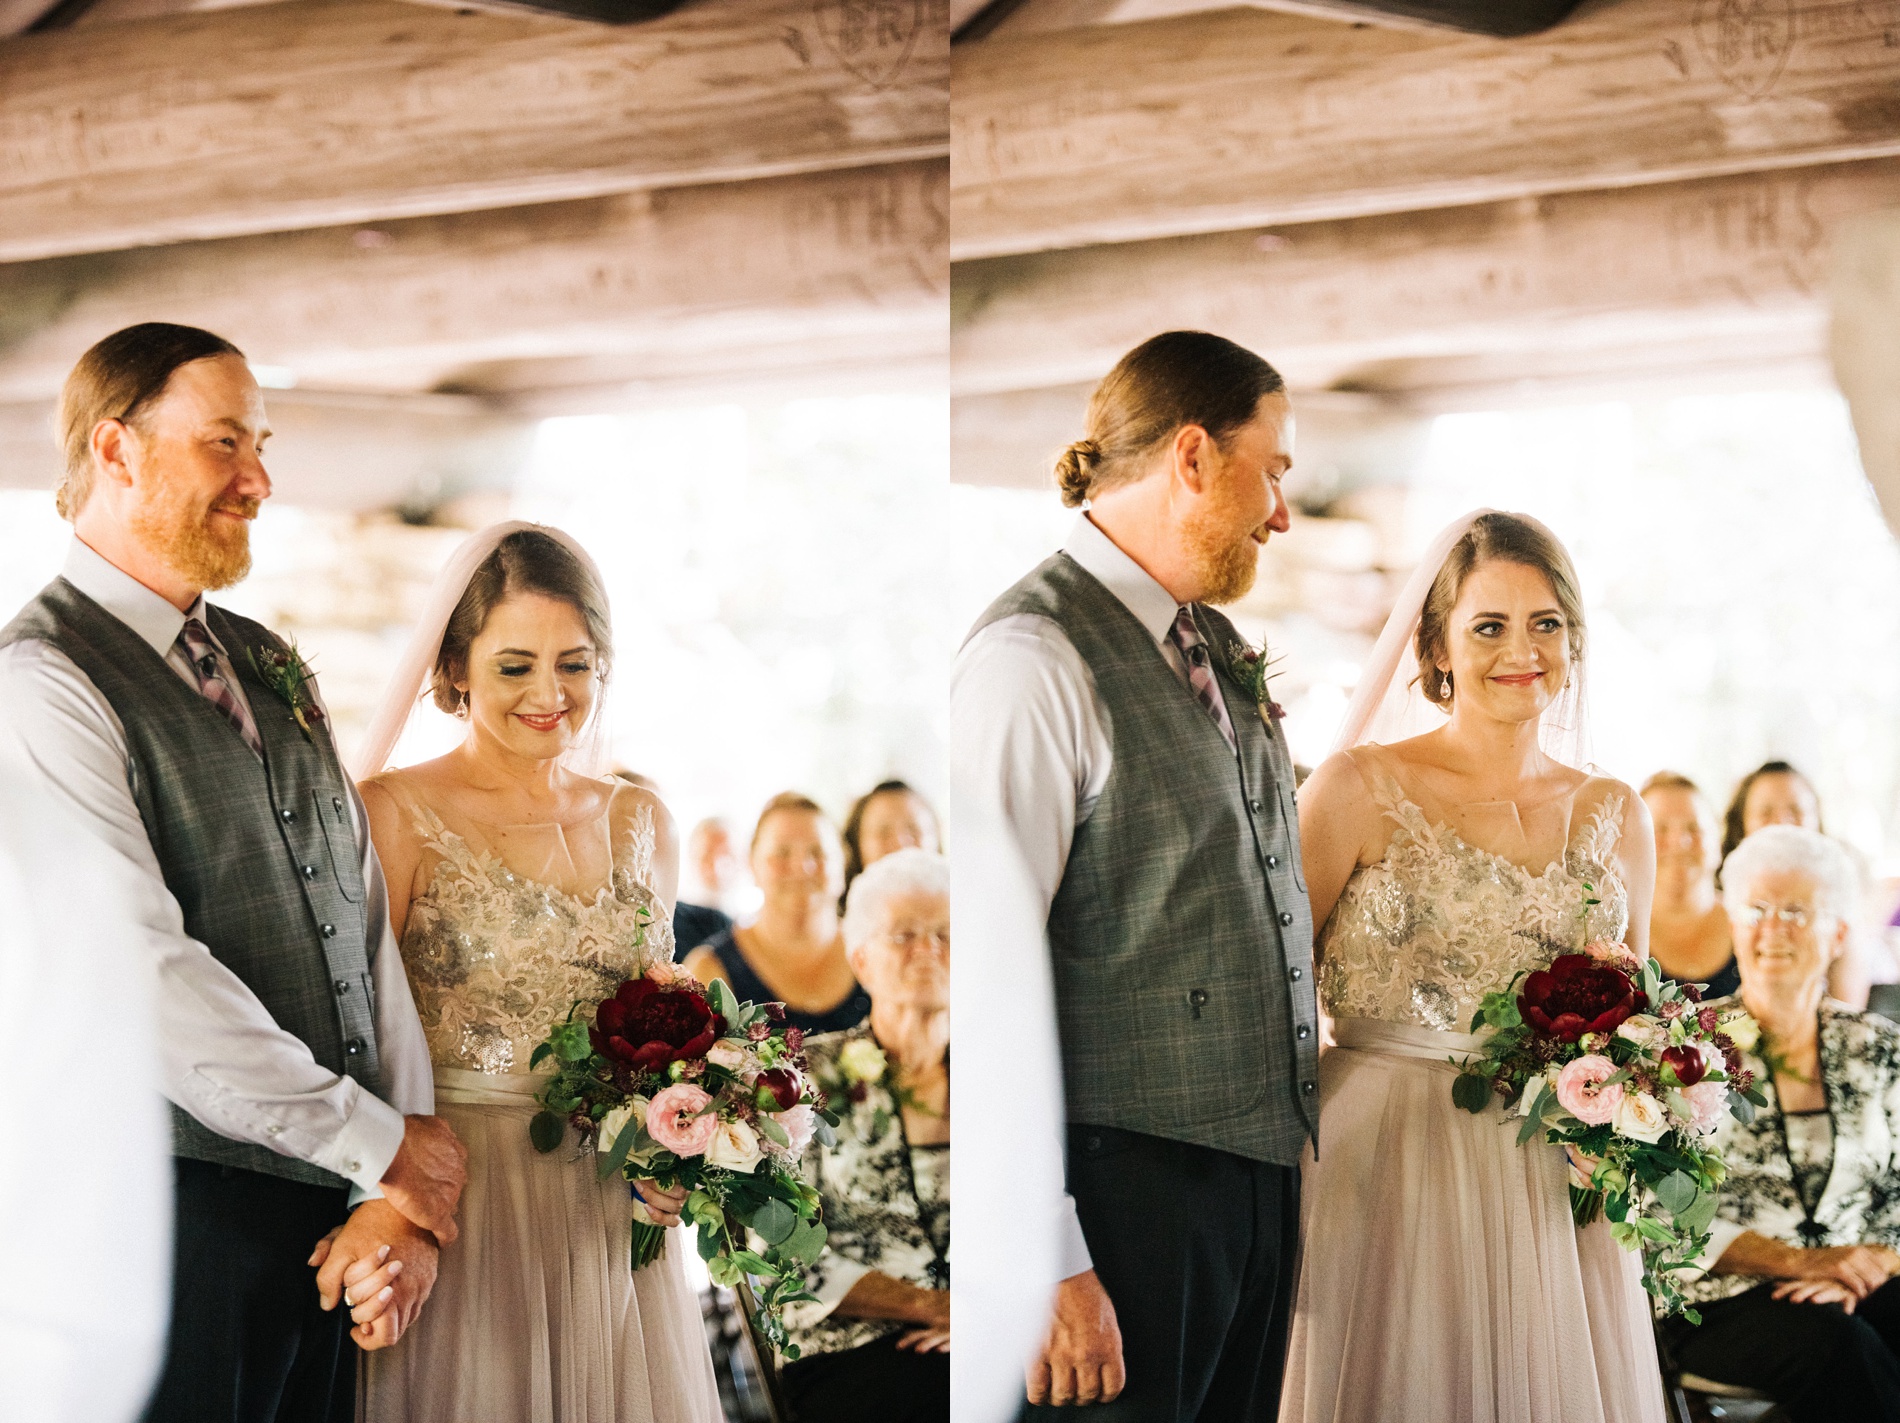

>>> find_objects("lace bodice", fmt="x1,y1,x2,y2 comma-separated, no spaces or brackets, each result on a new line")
1319,767,1628,1032
395,797,675,1075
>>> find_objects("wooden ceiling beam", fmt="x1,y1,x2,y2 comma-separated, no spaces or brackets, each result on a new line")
952,157,1898,397
0,0,948,263
950,0,1900,259
0,160,949,402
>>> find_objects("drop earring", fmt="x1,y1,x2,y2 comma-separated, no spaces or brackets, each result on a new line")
1439,672,1451,699
455,690,470,720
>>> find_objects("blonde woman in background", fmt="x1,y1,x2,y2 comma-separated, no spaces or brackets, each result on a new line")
1642,772,1740,999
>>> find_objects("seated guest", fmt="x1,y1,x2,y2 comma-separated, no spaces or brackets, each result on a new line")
1666,826,1900,1421
841,780,942,906
1722,760,1871,1006
1643,771,1739,998
674,817,740,956
683,792,870,1033
782,848,949,1423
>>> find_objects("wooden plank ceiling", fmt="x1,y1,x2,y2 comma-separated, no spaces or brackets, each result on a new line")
950,0,1900,488
0,0,951,508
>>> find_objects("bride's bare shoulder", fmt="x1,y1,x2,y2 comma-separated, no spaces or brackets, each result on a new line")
1299,746,1383,817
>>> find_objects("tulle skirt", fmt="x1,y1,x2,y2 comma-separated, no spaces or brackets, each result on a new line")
1278,1020,1666,1423
362,1069,722,1423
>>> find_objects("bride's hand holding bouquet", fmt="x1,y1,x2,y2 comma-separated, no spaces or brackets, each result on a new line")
1452,937,1765,1319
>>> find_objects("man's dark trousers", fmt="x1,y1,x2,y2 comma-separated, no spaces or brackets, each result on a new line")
143,1158,354,1423
1021,1124,1301,1423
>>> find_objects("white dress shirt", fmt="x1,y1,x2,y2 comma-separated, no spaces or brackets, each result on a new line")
0,538,433,1201
0,763,169,1422
951,515,1208,1420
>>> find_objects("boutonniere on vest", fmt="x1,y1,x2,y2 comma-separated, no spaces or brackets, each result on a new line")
1224,638,1286,723
248,642,325,742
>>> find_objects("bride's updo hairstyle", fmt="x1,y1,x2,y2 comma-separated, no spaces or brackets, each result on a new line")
429,529,613,713
1415,512,1586,710
1055,330,1285,508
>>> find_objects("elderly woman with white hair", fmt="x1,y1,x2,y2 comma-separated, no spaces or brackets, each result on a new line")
778,847,950,1423
1662,825,1900,1420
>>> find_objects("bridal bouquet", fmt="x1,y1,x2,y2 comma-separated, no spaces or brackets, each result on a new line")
527,965,836,1356
1450,940,1765,1318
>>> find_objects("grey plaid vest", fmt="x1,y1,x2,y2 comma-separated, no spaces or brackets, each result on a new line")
971,552,1319,1163
2,578,381,1189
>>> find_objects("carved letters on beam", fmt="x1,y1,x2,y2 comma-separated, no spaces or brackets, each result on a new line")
0,161,950,402
0,0,951,263
950,0,1900,259
951,158,1900,397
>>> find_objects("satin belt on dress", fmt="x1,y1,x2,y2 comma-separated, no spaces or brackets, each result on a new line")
432,1066,552,1109
1329,1016,1491,1068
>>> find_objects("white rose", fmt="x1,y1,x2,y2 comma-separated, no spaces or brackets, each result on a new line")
1615,1015,1664,1050
1613,1090,1670,1144
706,1118,763,1173
598,1103,637,1160
1722,1013,1761,1054
707,1041,749,1072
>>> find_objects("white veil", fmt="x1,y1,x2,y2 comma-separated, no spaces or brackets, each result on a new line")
1328,508,1592,769
350,520,615,781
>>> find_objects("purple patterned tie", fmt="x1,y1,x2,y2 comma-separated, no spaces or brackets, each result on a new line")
177,617,264,759
1168,606,1237,752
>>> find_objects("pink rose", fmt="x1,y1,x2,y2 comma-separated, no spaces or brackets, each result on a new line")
771,1103,816,1155
1684,1080,1729,1136
1555,1054,1624,1126
646,1083,718,1158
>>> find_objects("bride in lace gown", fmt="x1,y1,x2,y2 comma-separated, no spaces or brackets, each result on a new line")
1279,512,1665,1423
350,524,721,1422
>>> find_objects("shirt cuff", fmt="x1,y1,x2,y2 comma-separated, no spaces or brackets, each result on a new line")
1056,1192,1093,1279
318,1089,406,1204
1680,1219,1750,1283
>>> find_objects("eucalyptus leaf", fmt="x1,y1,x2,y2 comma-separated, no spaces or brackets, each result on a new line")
597,1115,638,1181
813,1117,838,1149
784,1218,827,1265
757,1116,791,1148
529,1111,566,1154
1653,1170,1699,1216
750,1198,798,1246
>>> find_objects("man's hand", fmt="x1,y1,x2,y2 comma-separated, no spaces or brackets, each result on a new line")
311,1199,441,1350
379,1114,468,1246
1772,1277,1864,1312
1027,1269,1125,1407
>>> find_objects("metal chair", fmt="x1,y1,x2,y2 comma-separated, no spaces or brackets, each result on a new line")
1657,1322,1789,1422
733,1278,793,1423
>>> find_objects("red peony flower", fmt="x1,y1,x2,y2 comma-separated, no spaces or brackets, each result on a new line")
1661,1044,1708,1087
591,978,719,1073
755,1068,800,1111
1519,954,1644,1042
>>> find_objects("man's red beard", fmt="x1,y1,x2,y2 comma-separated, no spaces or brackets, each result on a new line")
129,483,258,591
1181,503,1261,606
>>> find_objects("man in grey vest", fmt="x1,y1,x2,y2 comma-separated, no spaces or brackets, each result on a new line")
953,332,1320,1421
0,324,468,1423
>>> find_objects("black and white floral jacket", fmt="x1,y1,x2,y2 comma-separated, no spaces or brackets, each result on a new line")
1683,999,1900,1306
782,1020,950,1357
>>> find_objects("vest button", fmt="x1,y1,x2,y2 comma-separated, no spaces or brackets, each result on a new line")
1266,855,1279,868
1288,966,1303,981
335,980,351,994
1297,1024,1311,1040
279,808,296,823
321,923,336,938
333,797,345,813
346,1038,365,1055
1249,799,1262,813
1187,988,1209,1007
1302,1080,1316,1094
1279,911,1294,927
303,865,318,880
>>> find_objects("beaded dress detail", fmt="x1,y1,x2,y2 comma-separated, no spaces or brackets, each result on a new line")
1318,769,1627,1032
362,776,720,1423
400,801,674,1077
1279,749,1665,1423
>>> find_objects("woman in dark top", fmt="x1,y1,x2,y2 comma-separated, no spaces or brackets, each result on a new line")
1643,771,1741,998
683,792,869,1034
